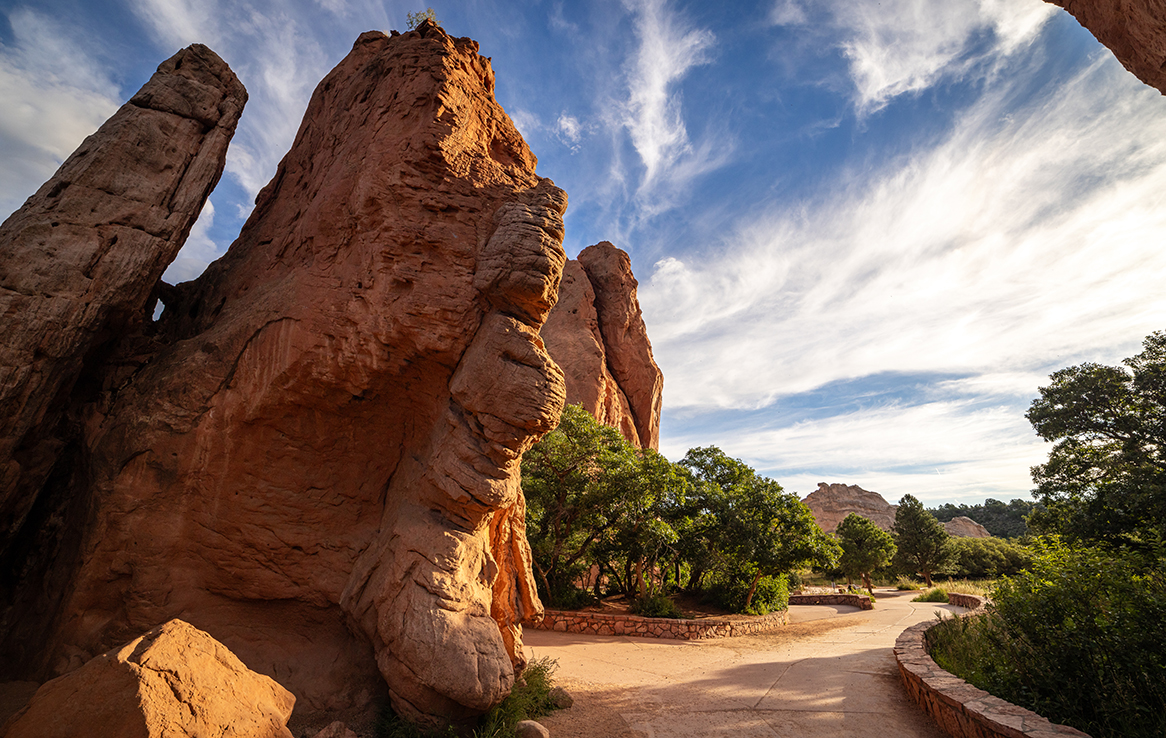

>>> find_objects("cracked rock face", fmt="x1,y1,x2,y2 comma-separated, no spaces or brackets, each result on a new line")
2,620,295,738
1,22,563,729
801,482,897,534
541,242,662,450
1047,0,1166,95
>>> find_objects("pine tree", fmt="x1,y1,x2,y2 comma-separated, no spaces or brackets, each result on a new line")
893,494,953,586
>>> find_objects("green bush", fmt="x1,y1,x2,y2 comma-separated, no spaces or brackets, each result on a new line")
543,584,597,610
946,537,1031,578
912,587,949,603
895,576,921,590
928,539,1166,737
703,571,789,615
376,657,562,738
629,593,684,619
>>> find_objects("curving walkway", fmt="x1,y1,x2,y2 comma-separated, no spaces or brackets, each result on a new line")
525,589,964,738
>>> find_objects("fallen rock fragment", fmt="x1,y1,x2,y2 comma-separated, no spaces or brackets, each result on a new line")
1,620,294,738
516,720,551,738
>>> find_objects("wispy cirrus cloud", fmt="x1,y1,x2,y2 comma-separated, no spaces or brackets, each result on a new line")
773,0,1057,114
642,13,1166,501
0,8,121,216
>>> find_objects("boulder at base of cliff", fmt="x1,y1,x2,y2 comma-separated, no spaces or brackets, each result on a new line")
1,620,295,738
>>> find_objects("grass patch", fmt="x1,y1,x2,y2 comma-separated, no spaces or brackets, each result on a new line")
935,579,993,597
376,657,562,738
895,576,921,591
911,587,949,603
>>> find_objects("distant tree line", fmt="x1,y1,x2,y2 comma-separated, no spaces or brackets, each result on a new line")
926,498,1041,538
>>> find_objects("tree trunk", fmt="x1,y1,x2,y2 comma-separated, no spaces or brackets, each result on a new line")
862,572,873,593
635,558,646,598
743,570,764,612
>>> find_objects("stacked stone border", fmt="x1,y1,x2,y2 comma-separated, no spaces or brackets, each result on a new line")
894,593,1090,737
788,592,872,610
526,609,789,640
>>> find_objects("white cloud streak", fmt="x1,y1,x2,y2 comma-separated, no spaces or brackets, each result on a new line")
0,8,121,216
773,0,1057,114
617,0,724,212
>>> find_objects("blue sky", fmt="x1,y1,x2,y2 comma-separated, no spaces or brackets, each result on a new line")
4,0,1166,506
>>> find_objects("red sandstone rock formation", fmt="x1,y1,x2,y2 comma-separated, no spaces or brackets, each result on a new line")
1,22,564,730
943,516,991,538
3,620,295,738
0,44,246,556
801,482,897,534
1047,1,1166,95
542,242,663,449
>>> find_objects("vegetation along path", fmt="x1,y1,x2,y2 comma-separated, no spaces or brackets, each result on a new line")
526,589,964,737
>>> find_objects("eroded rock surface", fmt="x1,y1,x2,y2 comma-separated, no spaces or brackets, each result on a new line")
2,620,295,738
943,516,991,538
1048,0,1166,94
801,482,897,534
0,44,246,557
1,22,562,729
542,242,662,449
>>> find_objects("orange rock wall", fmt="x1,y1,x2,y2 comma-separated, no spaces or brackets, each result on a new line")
1,23,564,730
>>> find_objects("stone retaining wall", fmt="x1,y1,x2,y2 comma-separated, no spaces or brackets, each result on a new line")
788,593,873,610
526,609,789,640
894,599,1090,737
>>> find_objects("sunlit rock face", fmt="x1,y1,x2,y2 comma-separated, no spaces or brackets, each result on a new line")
0,21,564,729
1047,0,1166,94
541,242,663,450
943,516,991,538
801,482,897,534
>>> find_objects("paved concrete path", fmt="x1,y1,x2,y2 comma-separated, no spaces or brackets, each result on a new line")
525,589,964,738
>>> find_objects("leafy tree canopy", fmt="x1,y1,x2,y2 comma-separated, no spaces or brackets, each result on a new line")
1026,331,1166,548
835,513,896,592
407,7,438,29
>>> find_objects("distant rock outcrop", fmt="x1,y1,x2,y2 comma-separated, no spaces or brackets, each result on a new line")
943,516,991,538
801,482,897,534
1,22,563,730
541,242,663,449
2,620,295,738
1047,0,1166,95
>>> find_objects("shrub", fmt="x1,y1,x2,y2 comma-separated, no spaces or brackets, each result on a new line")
912,587,948,603
928,539,1166,737
702,570,789,615
895,576,921,590
947,537,1031,578
544,584,597,610
629,593,684,619
376,657,563,738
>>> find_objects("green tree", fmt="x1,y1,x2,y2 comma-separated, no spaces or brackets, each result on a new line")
681,447,839,611
1026,331,1166,547
835,513,896,593
407,7,438,29
927,498,1041,538
893,494,954,586
521,404,636,605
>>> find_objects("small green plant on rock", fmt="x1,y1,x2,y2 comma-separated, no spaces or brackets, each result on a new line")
407,8,438,29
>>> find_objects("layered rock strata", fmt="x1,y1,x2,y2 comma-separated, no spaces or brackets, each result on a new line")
801,482,897,534
3,620,296,738
1048,0,1166,95
0,44,246,558
541,242,662,449
1,22,563,729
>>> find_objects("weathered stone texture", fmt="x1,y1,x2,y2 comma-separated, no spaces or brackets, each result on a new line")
542,242,663,449
2,620,295,738
801,482,897,534
1048,0,1166,95
0,43,246,555
944,516,991,538
1,21,563,730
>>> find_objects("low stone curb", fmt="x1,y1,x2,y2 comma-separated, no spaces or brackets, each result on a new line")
893,594,1090,738
526,608,789,640
788,592,873,610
